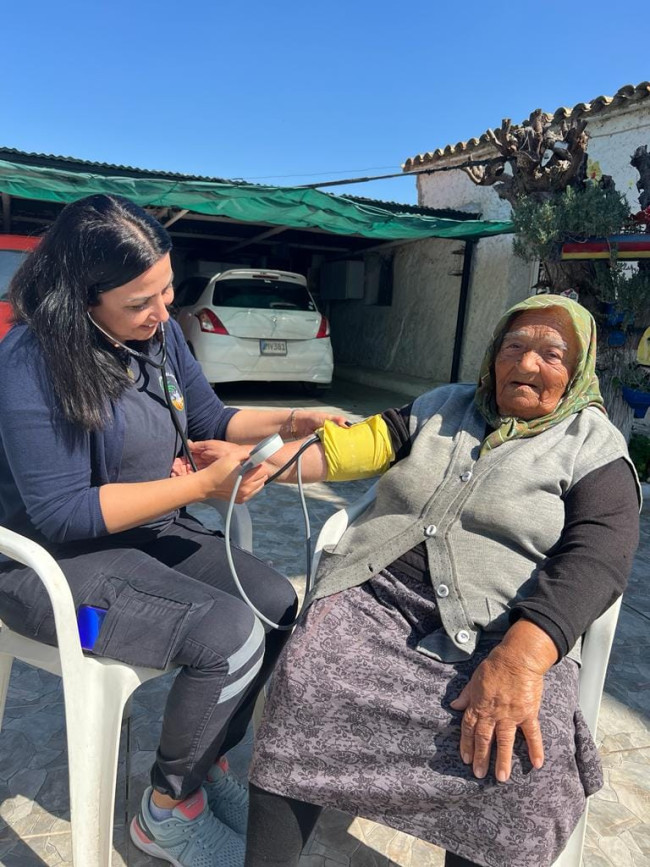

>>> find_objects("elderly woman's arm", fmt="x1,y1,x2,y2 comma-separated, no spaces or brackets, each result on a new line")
451,458,639,783
510,458,639,655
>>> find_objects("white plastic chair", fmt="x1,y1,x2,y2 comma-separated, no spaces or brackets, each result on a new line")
0,499,252,867
312,483,622,867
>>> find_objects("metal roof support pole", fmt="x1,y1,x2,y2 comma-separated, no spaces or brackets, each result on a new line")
1,194,10,233
162,209,189,229
221,225,287,255
450,238,476,383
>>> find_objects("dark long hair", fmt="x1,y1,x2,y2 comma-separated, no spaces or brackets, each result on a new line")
10,194,172,430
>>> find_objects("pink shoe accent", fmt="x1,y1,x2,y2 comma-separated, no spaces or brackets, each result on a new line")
131,817,151,844
217,756,229,773
176,789,206,821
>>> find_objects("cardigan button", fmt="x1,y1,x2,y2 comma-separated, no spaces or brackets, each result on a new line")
456,630,471,644
436,584,449,598
424,525,437,537
460,471,472,482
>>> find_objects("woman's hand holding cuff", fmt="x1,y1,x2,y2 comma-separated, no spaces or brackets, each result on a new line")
198,453,268,503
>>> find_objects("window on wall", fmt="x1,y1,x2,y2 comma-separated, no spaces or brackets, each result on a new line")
377,257,394,306
364,254,394,306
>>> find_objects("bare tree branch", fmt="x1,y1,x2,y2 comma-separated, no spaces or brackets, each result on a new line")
464,113,589,206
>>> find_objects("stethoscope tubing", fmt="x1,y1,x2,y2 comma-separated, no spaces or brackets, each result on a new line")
87,316,198,471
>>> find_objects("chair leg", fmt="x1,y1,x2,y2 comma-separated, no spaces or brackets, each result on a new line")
62,671,137,867
0,653,14,733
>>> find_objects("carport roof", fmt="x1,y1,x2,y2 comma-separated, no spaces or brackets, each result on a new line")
0,148,513,241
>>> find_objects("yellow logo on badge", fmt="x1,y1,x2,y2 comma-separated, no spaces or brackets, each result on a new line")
161,375,185,411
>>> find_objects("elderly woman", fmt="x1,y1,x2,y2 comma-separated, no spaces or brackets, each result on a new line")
194,294,640,867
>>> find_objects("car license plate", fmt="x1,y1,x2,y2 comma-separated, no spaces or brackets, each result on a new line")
260,339,287,356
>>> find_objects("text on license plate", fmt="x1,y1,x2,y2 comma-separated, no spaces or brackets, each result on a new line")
260,340,287,356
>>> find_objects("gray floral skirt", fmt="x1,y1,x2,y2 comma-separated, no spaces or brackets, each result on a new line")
249,569,603,867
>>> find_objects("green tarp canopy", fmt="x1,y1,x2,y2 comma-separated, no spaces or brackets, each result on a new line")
0,158,513,242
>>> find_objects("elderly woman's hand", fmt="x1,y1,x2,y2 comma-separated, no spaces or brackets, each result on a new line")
450,620,558,782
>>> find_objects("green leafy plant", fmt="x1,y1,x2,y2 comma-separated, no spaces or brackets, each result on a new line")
591,260,650,319
512,183,631,263
616,362,650,392
628,433,650,480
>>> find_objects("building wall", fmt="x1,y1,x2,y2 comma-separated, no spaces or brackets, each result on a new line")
329,237,463,384
584,104,650,209
416,153,533,380
459,236,534,380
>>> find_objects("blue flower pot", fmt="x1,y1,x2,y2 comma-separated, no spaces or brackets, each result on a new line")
622,386,650,418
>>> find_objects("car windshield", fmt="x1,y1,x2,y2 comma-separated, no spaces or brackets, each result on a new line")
212,278,315,311
0,250,28,300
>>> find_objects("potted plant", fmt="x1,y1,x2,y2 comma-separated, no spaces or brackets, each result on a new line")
618,362,650,418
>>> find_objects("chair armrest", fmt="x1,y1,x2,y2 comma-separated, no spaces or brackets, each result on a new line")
578,596,622,737
204,499,253,553
311,482,378,576
0,526,86,672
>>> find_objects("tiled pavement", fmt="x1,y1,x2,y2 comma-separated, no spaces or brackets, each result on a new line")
0,380,648,866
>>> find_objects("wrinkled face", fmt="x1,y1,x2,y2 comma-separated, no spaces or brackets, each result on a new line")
494,309,579,420
88,253,174,343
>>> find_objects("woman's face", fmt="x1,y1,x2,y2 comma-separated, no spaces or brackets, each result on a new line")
89,253,174,343
494,309,579,420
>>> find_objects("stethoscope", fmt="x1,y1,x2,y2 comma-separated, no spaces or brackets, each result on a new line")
87,314,198,471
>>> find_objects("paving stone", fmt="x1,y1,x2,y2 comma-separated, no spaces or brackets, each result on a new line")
8,769,47,801
600,730,650,753
581,843,617,866
0,794,36,826
0,732,33,781
588,796,643,837
32,767,69,815
409,839,445,867
597,829,645,865
28,749,64,772
607,763,650,823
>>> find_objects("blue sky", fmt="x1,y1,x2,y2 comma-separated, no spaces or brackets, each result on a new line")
3,1,647,205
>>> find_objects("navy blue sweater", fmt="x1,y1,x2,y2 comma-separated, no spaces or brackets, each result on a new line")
0,319,238,545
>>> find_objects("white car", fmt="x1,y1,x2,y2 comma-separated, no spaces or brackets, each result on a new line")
174,269,333,389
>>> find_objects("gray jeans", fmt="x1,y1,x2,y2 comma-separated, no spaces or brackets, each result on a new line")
0,511,298,798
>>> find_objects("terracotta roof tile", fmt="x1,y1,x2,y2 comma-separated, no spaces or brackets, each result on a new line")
402,81,650,171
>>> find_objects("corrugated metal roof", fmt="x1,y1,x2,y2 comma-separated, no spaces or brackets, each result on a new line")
0,147,475,219
0,147,240,184
402,81,650,171
339,193,477,220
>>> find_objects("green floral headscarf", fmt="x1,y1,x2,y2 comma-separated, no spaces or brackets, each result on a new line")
474,294,605,454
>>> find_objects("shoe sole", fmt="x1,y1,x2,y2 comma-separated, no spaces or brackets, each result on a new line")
130,816,183,867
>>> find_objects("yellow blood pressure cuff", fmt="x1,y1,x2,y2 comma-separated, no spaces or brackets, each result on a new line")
318,416,395,482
